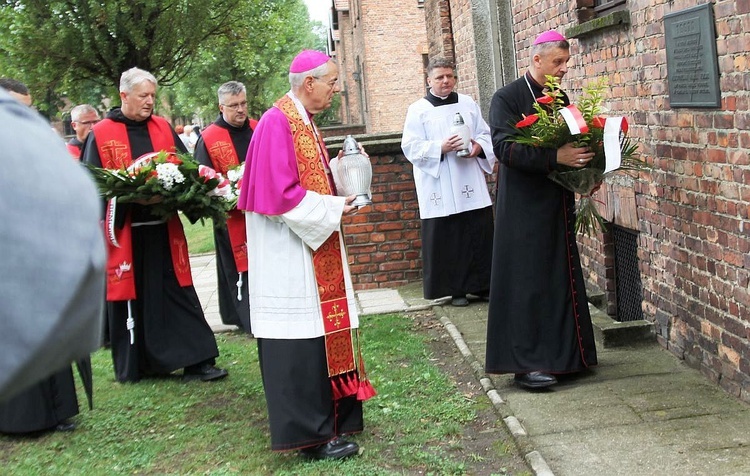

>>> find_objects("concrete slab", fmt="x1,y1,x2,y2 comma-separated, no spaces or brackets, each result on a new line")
423,292,750,476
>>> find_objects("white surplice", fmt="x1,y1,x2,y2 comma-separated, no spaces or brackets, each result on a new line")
245,193,359,340
401,93,497,219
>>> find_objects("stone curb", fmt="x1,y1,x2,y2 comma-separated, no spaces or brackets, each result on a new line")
431,307,555,476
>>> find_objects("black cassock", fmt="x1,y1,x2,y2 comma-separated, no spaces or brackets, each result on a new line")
194,116,252,331
83,110,220,383
257,338,363,451
0,367,78,433
485,73,597,374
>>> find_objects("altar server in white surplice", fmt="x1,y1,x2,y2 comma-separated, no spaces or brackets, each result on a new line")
401,57,497,308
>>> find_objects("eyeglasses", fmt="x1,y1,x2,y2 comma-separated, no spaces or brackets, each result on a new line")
77,119,100,126
314,77,339,89
221,101,248,111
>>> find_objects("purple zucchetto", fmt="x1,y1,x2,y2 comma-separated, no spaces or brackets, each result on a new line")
289,50,331,73
533,30,567,45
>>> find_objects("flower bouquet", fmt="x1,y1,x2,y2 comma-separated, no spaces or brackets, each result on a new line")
223,162,245,209
511,75,648,235
85,151,232,225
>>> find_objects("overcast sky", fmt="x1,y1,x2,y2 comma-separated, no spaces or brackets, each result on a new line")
304,0,329,24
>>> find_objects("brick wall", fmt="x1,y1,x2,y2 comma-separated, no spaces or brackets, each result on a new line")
332,8,365,126
425,0,456,62
325,133,424,289
353,0,429,133
500,0,750,400
448,0,480,102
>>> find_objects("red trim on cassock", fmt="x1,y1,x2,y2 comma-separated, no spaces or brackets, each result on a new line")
201,124,248,272
95,116,192,301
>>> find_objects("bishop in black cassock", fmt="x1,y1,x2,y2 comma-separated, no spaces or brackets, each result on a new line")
485,31,598,390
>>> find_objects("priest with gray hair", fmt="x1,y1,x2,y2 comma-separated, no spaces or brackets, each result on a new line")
82,67,228,384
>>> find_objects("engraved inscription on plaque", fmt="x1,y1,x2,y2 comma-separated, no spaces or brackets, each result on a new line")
664,4,721,108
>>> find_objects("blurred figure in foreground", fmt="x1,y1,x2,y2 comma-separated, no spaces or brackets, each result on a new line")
0,82,105,433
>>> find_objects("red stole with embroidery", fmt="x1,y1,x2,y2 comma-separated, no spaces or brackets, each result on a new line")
201,124,248,273
275,94,376,401
94,116,192,301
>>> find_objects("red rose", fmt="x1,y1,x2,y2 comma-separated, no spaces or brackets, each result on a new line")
516,114,539,128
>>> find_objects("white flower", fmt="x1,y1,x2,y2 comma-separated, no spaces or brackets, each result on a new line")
226,167,242,183
155,163,185,190
208,180,232,198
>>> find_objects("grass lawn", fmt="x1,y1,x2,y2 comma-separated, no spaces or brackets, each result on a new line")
181,213,216,254
0,313,529,475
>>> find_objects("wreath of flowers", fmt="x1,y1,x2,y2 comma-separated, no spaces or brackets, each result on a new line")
86,151,232,225
511,75,648,235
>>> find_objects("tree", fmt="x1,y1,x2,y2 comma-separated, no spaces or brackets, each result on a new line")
0,0,329,123
164,0,325,124
0,0,238,117
1,1,238,84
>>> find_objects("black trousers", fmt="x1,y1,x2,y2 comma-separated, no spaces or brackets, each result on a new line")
257,337,364,451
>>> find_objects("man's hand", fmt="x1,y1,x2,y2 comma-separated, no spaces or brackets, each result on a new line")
557,142,595,168
441,134,466,154
462,139,482,158
343,195,359,214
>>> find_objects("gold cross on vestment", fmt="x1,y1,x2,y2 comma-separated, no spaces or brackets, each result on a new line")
326,303,346,328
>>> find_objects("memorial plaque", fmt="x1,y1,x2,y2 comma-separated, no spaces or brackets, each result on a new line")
664,4,721,108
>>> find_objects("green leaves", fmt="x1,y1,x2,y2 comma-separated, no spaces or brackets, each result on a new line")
85,151,231,225
510,75,650,235
0,0,320,122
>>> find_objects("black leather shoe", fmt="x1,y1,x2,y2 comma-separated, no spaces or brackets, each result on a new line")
300,437,360,460
183,363,228,382
514,371,557,389
451,296,469,307
54,420,76,432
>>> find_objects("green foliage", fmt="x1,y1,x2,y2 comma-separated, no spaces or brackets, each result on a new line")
511,75,649,235
85,151,231,225
161,0,324,123
0,0,322,121
180,213,216,254
0,316,523,474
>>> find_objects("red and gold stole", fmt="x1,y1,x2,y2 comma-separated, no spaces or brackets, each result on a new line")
201,124,248,273
274,94,376,401
94,115,192,301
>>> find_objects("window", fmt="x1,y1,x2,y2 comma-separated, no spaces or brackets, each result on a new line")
595,0,626,15
568,0,630,38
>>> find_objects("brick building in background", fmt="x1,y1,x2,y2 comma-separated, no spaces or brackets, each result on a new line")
322,0,750,402
327,0,428,133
